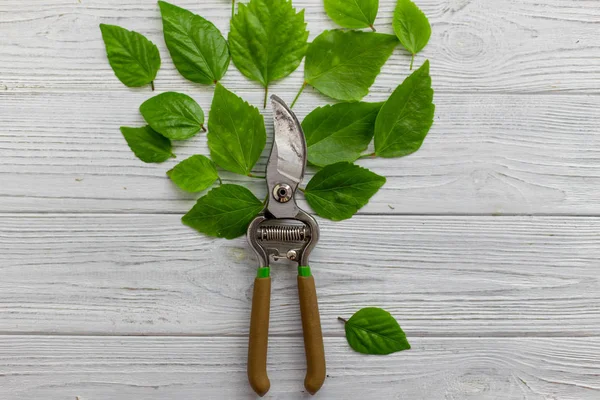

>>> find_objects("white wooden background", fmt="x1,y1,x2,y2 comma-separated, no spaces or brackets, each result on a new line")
1,0,599,399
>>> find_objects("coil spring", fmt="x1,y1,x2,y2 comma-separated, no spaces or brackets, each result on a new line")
257,225,308,242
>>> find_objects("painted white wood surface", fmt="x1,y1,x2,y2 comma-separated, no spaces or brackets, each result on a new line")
1,0,599,93
0,336,598,400
0,0,599,398
1,214,599,336
1,92,599,214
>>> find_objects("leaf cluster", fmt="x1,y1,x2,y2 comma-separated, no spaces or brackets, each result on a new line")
100,0,429,357
99,0,434,238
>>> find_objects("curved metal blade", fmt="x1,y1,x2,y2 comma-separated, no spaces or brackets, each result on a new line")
268,95,306,185
265,95,306,218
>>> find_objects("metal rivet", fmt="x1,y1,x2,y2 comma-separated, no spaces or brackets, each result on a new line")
286,250,297,260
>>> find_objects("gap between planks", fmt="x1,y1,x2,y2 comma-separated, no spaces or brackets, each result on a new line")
0,331,597,338
2,212,600,217
4,88,600,96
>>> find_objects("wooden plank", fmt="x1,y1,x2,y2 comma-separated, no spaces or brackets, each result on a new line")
1,214,598,336
0,335,597,399
1,91,599,214
0,0,599,93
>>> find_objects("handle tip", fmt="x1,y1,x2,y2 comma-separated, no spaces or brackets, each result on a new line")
249,375,270,397
304,374,325,395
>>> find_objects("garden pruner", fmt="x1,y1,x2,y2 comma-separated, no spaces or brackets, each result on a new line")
246,95,325,396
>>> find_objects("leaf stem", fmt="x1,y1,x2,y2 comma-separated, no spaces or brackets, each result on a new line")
247,173,266,179
290,81,307,109
150,81,155,91
338,317,348,324
369,24,376,32
263,85,268,109
231,0,235,19
217,176,223,185
298,186,305,193
410,54,415,70
358,152,376,160
200,125,207,133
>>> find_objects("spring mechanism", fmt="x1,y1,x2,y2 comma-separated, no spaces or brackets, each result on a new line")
257,225,308,242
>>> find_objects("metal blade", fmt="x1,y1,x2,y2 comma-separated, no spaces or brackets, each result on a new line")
267,95,306,185
265,95,306,218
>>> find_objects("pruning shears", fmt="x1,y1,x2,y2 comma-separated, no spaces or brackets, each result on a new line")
246,95,325,396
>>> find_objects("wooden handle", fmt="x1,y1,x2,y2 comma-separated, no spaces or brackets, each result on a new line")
298,274,326,395
248,277,271,397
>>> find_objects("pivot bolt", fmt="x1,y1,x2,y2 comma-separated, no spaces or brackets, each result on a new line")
273,183,293,203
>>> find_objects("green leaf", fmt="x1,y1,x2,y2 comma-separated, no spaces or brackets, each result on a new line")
303,102,382,167
304,30,397,101
167,155,218,192
392,0,431,61
207,83,266,176
342,307,411,355
120,125,174,163
140,92,205,140
323,0,379,30
229,0,308,103
374,60,434,158
304,162,385,220
99,24,161,88
182,184,263,239
159,1,230,84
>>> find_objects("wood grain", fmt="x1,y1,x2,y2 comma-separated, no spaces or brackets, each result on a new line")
1,91,599,214
0,0,598,93
0,335,597,400
1,214,598,336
